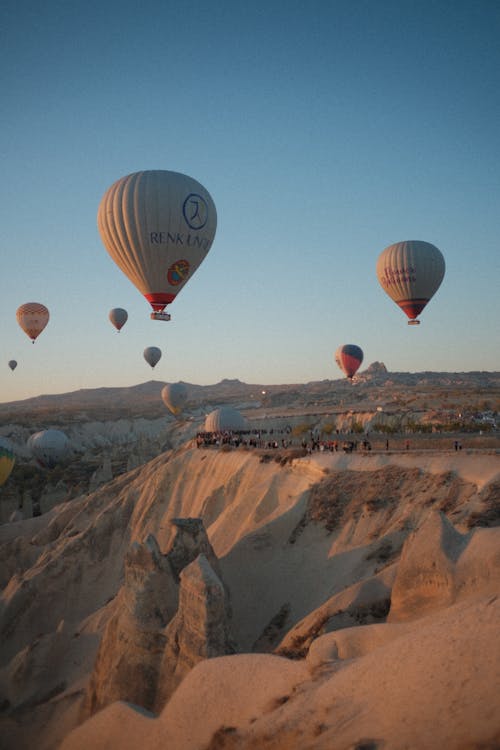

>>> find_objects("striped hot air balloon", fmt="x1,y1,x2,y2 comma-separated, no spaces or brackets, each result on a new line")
98,170,217,321
16,303,49,343
376,241,445,325
335,344,364,380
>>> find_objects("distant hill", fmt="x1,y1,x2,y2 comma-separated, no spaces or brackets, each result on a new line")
0,369,498,424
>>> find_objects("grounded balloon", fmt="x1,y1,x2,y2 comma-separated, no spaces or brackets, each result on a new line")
0,437,16,487
109,308,128,332
335,344,364,380
97,170,217,321
144,346,162,368
28,429,70,469
161,383,188,416
204,407,248,432
376,241,445,325
8,360,17,371
16,302,50,343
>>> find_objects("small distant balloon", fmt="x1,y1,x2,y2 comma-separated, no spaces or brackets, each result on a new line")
376,240,445,325
161,383,188,416
0,437,16,487
335,344,364,380
109,308,128,332
28,429,70,469
16,303,49,343
143,346,162,368
8,360,17,371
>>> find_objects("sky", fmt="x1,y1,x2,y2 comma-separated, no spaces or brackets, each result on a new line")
1,0,499,404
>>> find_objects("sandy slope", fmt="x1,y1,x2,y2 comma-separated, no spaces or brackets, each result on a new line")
0,445,499,749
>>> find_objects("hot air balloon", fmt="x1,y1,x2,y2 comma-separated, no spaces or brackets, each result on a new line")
97,170,217,321
161,383,188,416
204,407,248,432
376,241,445,325
8,360,17,371
0,437,16,487
335,345,364,380
109,308,128,332
28,430,70,469
144,346,162,368
16,303,49,343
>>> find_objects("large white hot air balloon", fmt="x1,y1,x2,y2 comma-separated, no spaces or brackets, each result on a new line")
16,303,50,342
144,346,162,368
28,430,70,469
161,383,188,416
97,170,217,321
204,407,248,432
376,241,445,325
109,308,128,332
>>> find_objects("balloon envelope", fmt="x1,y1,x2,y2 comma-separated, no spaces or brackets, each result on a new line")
16,303,49,342
8,360,17,371
144,346,162,368
204,407,248,432
376,241,445,324
109,308,128,331
335,344,364,379
28,429,70,469
161,383,188,416
0,437,16,487
97,170,217,316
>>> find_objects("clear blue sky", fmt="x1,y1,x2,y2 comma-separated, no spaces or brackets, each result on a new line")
1,0,499,404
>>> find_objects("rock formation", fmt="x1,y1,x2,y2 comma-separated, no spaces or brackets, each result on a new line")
83,517,233,718
155,554,234,710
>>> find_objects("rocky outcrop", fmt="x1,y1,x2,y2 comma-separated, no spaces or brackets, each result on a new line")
167,517,221,580
88,458,113,492
82,534,176,716
155,554,235,710
83,518,232,718
389,510,500,623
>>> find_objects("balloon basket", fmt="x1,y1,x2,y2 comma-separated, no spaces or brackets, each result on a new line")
150,312,171,321
407,320,420,325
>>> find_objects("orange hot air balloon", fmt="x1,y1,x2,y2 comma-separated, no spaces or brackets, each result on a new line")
16,303,50,343
335,344,364,380
97,170,217,321
376,241,445,325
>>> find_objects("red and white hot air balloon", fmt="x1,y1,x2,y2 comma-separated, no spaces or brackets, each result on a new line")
335,344,364,380
16,303,50,343
98,170,217,321
376,240,445,325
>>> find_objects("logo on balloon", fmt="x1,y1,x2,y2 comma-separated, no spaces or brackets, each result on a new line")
167,259,190,286
183,193,208,230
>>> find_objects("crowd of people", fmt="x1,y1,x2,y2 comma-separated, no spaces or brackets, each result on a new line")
194,429,376,453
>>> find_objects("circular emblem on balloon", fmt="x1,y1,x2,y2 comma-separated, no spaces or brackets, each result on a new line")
168,259,190,286
183,193,208,230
